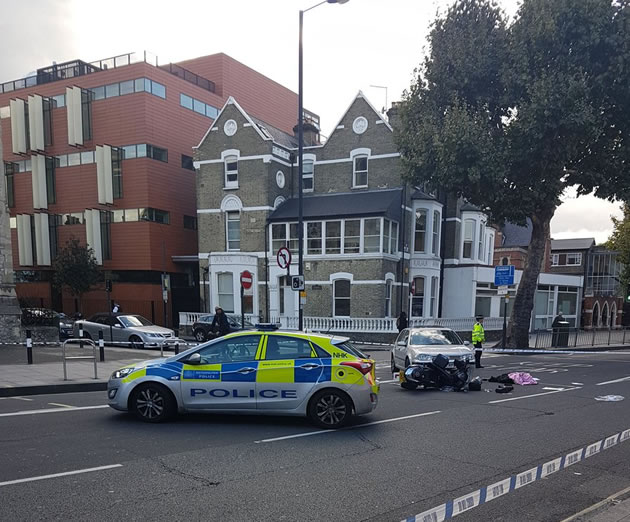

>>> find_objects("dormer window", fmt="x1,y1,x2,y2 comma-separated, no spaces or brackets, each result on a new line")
225,156,238,189
353,155,368,188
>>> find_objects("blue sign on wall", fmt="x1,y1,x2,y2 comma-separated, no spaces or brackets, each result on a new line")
494,265,515,286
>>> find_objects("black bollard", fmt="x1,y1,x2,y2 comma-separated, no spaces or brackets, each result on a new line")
175,341,179,355
26,330,33,365
98,330,105,362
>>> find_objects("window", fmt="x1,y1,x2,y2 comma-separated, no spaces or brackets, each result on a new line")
105,83,120,98
414,210,427,253
120,80,134,95
333,279,351,316
112,147,123,199
226,212,240,250
264,336,317,360
478,222,484,260
193,98,205,115
80,151,94,164
198,335,261,364
431,277,438,317
81,89,92,142
432,211,441,255
325,221,341,254
364,218,381,253
225,156,238,188
475,296,491,318
307,222,322,254
181,154,194,171
43,97,53,146
303,159,314,192
344,220,360,254
139,208,169,224
124,209,138,222
391,221,399,254
51,93,65,108
134,78,145,93
412,276,425,317
272,223,287,253
137,144,147,157
217,273,234,312
48,214,60,260
147,144,168,162
100,210,112,261
180,94,193,110
63,212,84,225
4,162,16,208
288,223,299,253
113,210,124,223
45,156,56,205
384,220,391,255
353,155,368,187
501,257,509,266
151,81,166,99
385,279,393,317
551,253,582,266
183,215,197,230
463,219,475,259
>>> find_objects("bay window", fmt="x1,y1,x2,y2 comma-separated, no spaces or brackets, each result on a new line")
414,210,427,253
463,219,475,259
307,222,322,254
217,273,234,313
432,210,440,255
363,218,381,253
344,220,361,253
412,277,425,317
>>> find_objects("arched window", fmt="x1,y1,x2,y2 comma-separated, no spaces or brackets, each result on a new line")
592,301,600,327
501,257,509,266
333,279,351,317
602,302,609,327
611,302,617,328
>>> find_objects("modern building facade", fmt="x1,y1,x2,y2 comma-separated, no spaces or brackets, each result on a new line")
0,52,301,325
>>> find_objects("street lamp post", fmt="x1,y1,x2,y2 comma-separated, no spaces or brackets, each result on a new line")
298,0,349,331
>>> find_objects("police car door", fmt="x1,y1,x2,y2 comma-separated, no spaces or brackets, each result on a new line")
256,334,323,411
181,334,262,410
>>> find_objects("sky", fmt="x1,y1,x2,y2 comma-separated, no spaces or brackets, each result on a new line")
0,0,623,243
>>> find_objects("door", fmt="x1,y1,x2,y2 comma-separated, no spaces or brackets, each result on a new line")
279,276,296,321
181,335,262,410
256,334,324,411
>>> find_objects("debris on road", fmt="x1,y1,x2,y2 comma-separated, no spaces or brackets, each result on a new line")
594,395,624,402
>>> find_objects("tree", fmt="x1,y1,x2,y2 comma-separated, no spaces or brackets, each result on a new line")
397,0,630,347
606,203,630,295
52,238,100,313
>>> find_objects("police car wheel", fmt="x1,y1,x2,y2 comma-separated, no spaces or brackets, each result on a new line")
131,383,175,423
308,389,352,429
194,329,207,342
391,354,399,373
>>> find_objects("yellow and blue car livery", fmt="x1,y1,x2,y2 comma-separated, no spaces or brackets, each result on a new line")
107,328,379,428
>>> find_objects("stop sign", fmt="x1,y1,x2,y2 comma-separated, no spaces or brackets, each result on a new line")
240,270,253,290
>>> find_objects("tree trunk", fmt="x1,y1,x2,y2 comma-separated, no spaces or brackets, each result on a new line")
508,211,553,348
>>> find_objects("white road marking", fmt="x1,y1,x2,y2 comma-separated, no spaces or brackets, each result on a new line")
571,382,584,386
47,403,74,408
542,387,566,391
0,396,33,401
254,410,442,443
0,405,109,418
489,387,579,404
0,464,123,487
378,379,398,384
596,376,630,386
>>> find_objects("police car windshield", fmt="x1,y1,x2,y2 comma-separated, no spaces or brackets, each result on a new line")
119,315,153,327
335,342,368,359
410,330,463,346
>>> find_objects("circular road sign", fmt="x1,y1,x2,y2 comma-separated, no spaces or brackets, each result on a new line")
240,270,253,290
276,247,292,269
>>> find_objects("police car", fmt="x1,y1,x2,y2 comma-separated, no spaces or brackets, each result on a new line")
107,326,379,429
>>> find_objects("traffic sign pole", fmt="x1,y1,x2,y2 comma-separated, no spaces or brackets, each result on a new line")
241,285,245,331
240,271,253,329
502,295,509,349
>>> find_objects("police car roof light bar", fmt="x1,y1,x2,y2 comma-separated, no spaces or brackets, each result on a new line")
255,323,280,331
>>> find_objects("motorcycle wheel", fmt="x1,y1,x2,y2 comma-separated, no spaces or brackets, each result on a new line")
401,381,418,390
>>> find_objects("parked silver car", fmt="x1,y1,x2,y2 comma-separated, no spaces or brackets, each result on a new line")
73,313,178,349
391,327,473,372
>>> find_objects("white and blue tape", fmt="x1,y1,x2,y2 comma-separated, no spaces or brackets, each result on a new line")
404,428,630,522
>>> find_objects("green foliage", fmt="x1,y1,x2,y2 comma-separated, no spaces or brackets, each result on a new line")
398,0,630,223
606,203,630,291
52,238,100,299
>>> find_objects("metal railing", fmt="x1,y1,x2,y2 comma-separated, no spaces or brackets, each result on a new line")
532,327,629,349
178,313,507,333
62,338,98,380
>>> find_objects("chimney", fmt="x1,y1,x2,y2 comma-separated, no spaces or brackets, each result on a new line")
387,102,402,131
294,117,320,147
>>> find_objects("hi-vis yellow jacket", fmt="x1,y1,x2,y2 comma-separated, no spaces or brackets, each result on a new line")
472,322,485,343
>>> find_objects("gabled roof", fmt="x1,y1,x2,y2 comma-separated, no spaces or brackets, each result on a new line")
461,202,481,212
268,188,403,223
194,96,273,150
250,116,297,149
411,188,437,201
325,90,392,141
551,238,595,251
500,220,533,248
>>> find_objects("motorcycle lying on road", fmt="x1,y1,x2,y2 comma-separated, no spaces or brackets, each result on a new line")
399,353,470,391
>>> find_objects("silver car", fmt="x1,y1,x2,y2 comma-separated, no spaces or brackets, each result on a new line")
107,328,379,428
73,313,177,348
391,327,473,372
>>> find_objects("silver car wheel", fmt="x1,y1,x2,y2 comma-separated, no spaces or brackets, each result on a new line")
136,388,164,420
315,393,347,427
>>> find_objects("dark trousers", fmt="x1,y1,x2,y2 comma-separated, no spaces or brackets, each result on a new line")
474,342,483,367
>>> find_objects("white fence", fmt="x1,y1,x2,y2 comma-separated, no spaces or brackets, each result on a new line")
178,312,507,333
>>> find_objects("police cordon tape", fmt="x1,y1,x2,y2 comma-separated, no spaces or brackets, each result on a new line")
404,427,630,522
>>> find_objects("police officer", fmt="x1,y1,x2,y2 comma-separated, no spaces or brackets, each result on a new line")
472,315,485,368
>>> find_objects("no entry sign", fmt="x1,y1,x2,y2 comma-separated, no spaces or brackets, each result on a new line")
240,270,253,290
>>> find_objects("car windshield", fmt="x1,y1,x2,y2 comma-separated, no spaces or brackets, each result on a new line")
118,315,153,327
409,330,463,346
227,315,254,328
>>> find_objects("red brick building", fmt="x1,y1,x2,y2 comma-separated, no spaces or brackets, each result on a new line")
0,52,301,325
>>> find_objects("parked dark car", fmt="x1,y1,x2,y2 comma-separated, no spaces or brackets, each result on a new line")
192,314,254,342
21,308,75,340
